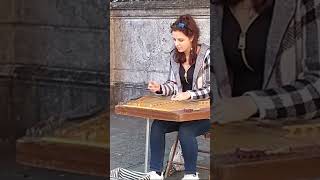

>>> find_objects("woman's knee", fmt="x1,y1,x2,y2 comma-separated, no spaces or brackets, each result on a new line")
151,120,178,134
151,120,168,135
151,121,162,134
178,127,196,143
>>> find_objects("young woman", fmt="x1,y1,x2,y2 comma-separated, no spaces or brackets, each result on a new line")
211,0,320,123
147,14,210,180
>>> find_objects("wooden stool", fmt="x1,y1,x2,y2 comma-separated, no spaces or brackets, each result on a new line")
164,132,210,178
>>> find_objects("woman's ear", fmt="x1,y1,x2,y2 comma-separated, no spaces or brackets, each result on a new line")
190,36,194,42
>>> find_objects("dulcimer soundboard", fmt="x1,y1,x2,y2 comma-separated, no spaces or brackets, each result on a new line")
115,95,210,121
16,112,108,177
212,120,320,180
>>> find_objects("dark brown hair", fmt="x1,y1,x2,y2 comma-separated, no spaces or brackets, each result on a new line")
217,0,273,13
170,14,200,65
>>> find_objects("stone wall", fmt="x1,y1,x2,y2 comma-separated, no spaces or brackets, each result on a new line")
110,0,210,105
0,0,108,140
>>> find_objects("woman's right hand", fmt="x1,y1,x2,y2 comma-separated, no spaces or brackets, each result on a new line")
148,81,160,93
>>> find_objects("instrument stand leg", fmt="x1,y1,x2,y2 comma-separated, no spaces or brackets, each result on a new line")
144,118,150,173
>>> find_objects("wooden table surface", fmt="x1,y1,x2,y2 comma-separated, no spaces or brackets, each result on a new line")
115,95,210,121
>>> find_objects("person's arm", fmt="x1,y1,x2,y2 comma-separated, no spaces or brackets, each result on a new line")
187,50,211,100
157,56,179,96
244,1,320,120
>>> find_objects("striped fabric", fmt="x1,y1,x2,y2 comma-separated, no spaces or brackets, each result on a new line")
159,43,211,100
211,0,320,121
110,168,150,180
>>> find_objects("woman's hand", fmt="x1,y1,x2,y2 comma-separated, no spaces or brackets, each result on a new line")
212,96,258,124
171,92,191,101
148,81,160,93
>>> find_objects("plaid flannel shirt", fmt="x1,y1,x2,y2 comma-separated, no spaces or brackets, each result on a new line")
211,0,320,121
159,43,210,100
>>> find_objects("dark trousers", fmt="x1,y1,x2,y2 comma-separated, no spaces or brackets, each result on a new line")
149,119,210,174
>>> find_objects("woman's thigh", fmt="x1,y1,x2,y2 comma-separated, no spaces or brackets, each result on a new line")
178,119,210,137
151,120,180,134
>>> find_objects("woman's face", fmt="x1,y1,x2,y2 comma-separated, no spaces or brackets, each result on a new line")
172,30,193,53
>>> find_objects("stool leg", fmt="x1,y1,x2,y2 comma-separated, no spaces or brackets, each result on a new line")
164,134,179,178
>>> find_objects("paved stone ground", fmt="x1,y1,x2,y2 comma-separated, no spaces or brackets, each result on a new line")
110,111,210,179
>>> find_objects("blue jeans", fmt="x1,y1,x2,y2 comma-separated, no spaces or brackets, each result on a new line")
149,119,210,174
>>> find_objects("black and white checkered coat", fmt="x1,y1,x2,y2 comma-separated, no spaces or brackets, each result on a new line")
159,43,210,100
212,0,320,120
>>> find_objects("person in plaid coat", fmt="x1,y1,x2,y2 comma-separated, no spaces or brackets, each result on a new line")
147,14,210,180
211,0,320,123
